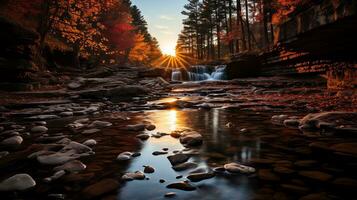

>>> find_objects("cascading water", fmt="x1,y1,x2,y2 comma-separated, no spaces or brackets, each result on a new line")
171,65,227,81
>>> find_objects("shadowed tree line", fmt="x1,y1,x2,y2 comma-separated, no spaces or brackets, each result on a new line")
176,0,303,61
0,0,161,68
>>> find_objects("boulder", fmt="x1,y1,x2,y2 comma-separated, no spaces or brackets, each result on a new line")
1,135,23,146
179,131,203,147
0,174,36,191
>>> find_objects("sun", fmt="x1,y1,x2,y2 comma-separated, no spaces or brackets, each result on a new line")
162,45,176,56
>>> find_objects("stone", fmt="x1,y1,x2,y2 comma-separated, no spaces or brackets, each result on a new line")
187,172,215,182
68,82,82,89
44,170,66,183
179,131,203,147
300,112,357,130
54,160,87,173
37,152,79,165
332,178,357,190
1,135,23,146
0,151,9,159
136,134,150,140
299,171,332,182
143,165,155,173
172,162,198,171
164,192,176,198
146,124,156,131
330,143,357,155
125,124,146,131
28,115,60,120
213,167,226,173
153,151,168,156
82,179,119,199
166,181,196,191
167,154,190,165
89,121,112,128
59,112,74,117
176,175,183,179
284,119,300,128
82,129,101,135
122,171,145,181
117,152,133,161
240,128,248,133
83,139,97,146
271,115,289,125
159,179,166,183
62,141,92,153
0,174,36,191
132,152,141,157
258,169,280,181
224,162,256,174
31,126,48,133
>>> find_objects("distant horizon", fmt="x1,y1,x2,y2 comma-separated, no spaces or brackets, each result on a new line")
131,0,186,55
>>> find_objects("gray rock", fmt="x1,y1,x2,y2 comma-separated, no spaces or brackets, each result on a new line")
122,171,145,181
83,139,97,146
31,126,48,133
0,174,36,191
59,112,74,117
167,154,190,165
164,192,176,198
117,152,133,161
44,170,66,183
166,181,196,191
88,121,112,128
28,115,60,120
54,160,86,173
1,136,23,146
82,129,101,135
224,162,256,174
187,172,215,182
67,82,82,89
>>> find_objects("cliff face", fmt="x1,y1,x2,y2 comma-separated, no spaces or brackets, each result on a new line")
0,16,40,90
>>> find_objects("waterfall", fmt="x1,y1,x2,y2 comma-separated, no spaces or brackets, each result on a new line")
171,65,226,81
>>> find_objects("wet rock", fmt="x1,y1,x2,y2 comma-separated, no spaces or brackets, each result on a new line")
37,152,79,165
31,126,48,133
0,151,9,159
82,179,119,199
122,171,145,181
284,119,300,128
68,82,82,89
0,126,4,132
82,129,101,135
271,115,289,125
170,131,182,138
162,148,169,151
166,181,196,191
152,132,168,138
88,121,112,128
83,139,97,146
164,192,176,198
136,133,150,140
152,151,168,155
258,169,280,181
167,154,190,165
213,167,226,173
176,175,183,179
187,172,215,182
117,152,133,161
179,131,203,147
172,162,198,171
59,112,74,117
224,162,256,174
0,174,36,191
44,170,66,183
330,143,357,155
299,112,357,130
48,193,65,199
146,124,156,131
1,135,23,146
125,124,146,131
143,165,155,173
299,171,332,182
159,179,166,183
54,160,86,173
131,152,141,157
61,141,92,153
28,115,60,120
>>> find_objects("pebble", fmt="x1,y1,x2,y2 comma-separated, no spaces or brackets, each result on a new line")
83,139,97,146
179,131,203,147
166,181,196,191
28,115,59,120
146,124,156,131
126,124,146,131
176,175,183,179
159,179,166,183
153,151,168,156
31,126,48,133
132,152,141,157
44,170,66,183
117,152,133,161
122,171,146,181
136,133,150,140
1,135,23,146
0,174,36,191
164,192,176,198
240,128,248,133
143,165,155,173
167,154,190,165
224,162,256,174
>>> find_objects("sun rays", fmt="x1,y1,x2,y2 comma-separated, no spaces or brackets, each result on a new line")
152,51,195,70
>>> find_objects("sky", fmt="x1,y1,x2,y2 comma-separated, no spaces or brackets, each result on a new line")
131,0,186,55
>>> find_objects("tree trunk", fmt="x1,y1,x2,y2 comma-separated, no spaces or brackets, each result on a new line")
73,41,81,68
244,0,251,50
228,0,233,54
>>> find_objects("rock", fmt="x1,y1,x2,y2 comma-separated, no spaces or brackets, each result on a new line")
162,148,169,151
179,131,203,147
82,179,119,199
88,121,112,128
166,181,196,191
62,141,92,153
31,126,48,133
164,192,176,198
44,170,66,183
0,126,4,132
28,115,60,120
258,169,280,181
332,178,357,190
54,160,86,173
82,129,101,135
240,128,248,133
167,154,190,165
146,124,156,131
176,175,183,179
0,151,9,159
187,172,215,182
68,82,82,89
83,139,97,146
117,152,133,161
213,167,226,173
122,171,145,181
59,112,74,117
224,162,256,174
143,165,155,173
0,174,36,191
271,115,289,125
300,112,357,130
136,134,150,140
284,119,300,128
299,171,332,182
132,152,141,157
170,131,182,138
125,124,146,131
330,143,357,155
172,162,198,171
37,152,79,165
1,135,23,146
48,194,65,199
152,151,168,156
159,179,166,183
